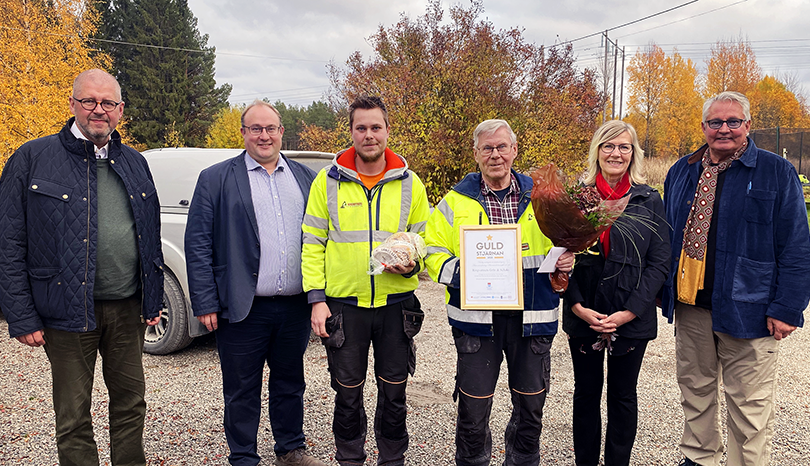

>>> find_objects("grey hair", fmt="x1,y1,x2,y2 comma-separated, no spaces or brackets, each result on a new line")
241,99,283,126
584,120,647,185
473,119,516,148
702,91,751,121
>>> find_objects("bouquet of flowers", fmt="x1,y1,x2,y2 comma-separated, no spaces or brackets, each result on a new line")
530,163,629,292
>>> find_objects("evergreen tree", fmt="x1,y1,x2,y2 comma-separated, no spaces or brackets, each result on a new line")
95,0,230,148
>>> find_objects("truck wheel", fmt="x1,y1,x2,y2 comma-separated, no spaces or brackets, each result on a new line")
144,271,194,355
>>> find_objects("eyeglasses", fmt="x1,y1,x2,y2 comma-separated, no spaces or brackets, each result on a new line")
243,125,282,135
705,118,745,130
477,143,513,156
600,143,633,155
72,97,121,112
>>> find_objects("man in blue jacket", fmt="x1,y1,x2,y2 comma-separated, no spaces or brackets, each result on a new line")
662,91,810,466
0,69,164,465
184,100,324,466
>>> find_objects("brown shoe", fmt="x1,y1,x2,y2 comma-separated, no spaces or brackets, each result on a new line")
276,448,328,466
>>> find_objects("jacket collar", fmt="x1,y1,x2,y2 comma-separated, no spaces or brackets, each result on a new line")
687,137,758,168
328,147,410,183
58,117,124,160
453,169,532,199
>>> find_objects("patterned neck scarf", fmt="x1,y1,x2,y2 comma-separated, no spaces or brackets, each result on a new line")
678,141,747,304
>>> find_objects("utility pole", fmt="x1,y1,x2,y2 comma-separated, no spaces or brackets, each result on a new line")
602,32,626,122
603,31,609,123
611,39,619,119
619,46,626,119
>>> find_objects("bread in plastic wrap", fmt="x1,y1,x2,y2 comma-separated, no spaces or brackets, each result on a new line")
368,232,427,275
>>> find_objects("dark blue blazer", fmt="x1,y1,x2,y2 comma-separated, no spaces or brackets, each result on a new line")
184,151,316,323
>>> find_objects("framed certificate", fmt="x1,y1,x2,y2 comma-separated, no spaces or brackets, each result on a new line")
459,224,524,310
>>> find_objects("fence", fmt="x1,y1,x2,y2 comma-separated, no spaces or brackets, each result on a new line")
750,127,810,179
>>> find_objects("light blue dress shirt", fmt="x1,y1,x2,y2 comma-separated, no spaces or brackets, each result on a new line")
245,153,305,296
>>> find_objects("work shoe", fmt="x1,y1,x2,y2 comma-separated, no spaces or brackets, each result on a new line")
677,458,700,466
276,448,328,466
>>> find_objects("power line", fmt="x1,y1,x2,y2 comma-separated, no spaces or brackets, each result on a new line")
0,25,330,63
554,0,700,47
615,0,749,40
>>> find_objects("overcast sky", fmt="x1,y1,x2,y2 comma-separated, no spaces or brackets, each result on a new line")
185,0,810,109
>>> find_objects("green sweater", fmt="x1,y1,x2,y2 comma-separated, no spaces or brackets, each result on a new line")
94,159,140,299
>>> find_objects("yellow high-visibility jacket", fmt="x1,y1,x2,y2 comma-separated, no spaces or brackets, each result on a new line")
425,171,560,337
302,148,430,308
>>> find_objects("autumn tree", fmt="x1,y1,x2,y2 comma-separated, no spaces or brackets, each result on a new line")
625,44,703,158
748,76,805,129
658,53,703,157
95,0,231,148
0,0,110,168
205,105,244,148
314,0,600,201
625,44,667,157
705,37,761,96
300,117,351,154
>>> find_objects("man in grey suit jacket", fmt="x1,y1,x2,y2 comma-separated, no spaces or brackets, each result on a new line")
184,100,325,466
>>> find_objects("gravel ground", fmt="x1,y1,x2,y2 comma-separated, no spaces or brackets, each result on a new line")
1,276,809,465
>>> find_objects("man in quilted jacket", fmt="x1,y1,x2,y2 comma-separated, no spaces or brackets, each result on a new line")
0,69,164,466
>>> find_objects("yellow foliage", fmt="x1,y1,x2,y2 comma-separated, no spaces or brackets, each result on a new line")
705,38,761,96
299,119,351,154
0,0,110,169
164,121,185,147
626,44,703,159
747,76,804,129
204,105,245,148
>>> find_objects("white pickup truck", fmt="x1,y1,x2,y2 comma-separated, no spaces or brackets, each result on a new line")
142,148,334,354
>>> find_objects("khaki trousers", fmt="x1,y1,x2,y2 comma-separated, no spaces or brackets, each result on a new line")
675,303,777,466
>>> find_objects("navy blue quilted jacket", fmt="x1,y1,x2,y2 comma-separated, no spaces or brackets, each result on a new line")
0,118,164,338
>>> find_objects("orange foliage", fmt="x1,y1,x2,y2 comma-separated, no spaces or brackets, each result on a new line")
626,44,703,159
705,37,761,96
748,76,805,129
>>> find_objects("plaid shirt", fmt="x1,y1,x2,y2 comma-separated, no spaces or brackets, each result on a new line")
480,174,520,225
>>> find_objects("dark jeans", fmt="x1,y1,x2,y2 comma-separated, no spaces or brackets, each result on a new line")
568,337,649,466
215,294,310,466
43,296,147,466
452,313,553,466
322,296,420,466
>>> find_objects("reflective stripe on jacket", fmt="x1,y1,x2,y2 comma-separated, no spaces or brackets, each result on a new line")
425,171,560,337
302,149,430,308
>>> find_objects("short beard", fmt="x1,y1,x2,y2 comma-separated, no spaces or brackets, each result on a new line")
356,147,385,164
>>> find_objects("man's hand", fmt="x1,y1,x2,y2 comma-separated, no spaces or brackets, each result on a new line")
16,330,45,347
555,251,574,273
384,260,416,275
311,301,332,338
145,316,161,326
767,317,797,340
197,312,218,332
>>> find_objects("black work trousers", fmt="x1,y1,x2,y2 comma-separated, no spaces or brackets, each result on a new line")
322,296,421,466
452,313,553,466
568,337,649,466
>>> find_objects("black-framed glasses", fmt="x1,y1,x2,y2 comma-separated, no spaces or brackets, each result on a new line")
243,125,282,135
600,143,633,155
478,143,513,156
705,118,745,130
72,97,121,112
